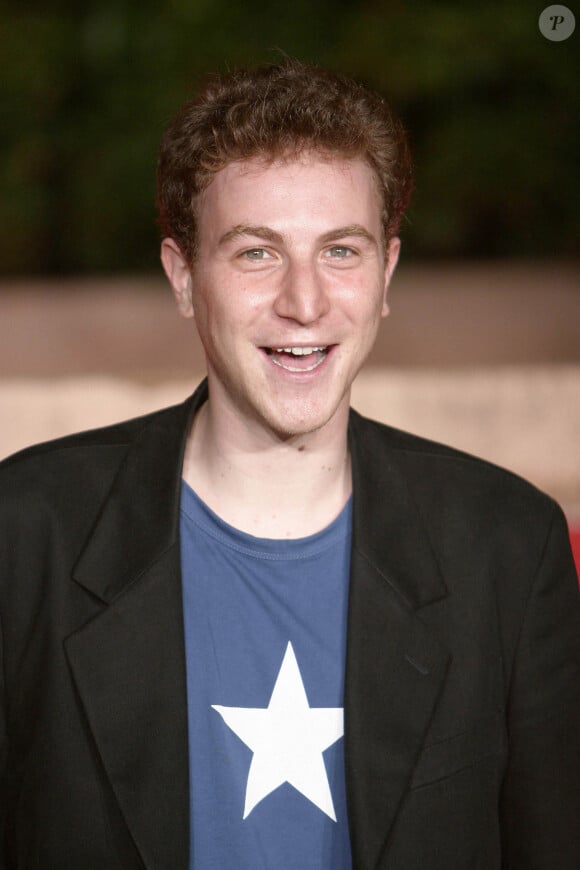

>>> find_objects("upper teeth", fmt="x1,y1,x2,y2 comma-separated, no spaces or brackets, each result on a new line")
274,346,326,355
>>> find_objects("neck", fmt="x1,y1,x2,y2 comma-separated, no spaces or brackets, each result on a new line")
181,398,352,539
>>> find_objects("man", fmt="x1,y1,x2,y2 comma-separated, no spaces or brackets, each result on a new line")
0,60,578,869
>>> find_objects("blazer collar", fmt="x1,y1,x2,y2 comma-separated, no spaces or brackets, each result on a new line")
348,408,448,610
73,383,447,609
72,379,208,603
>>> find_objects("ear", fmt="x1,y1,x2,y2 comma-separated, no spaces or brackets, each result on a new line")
381,236,401,318
160,238,194,319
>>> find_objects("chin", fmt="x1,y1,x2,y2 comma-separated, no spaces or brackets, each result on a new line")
259,394,347,441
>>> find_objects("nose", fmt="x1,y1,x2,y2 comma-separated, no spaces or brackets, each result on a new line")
273,261,331,325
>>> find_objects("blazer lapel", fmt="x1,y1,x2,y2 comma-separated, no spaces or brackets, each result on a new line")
65,381,209,870
345,410,451,870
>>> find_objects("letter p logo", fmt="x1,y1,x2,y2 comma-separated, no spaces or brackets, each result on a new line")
539,5,576,40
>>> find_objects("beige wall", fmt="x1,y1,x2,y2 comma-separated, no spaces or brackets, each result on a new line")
1,263,579,514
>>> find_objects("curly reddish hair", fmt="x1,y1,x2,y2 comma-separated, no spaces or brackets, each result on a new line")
156,59,413,262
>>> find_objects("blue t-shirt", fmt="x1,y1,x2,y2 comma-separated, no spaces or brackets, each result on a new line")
180,481,353,869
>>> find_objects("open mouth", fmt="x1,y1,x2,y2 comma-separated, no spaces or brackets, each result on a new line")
263,346,330,372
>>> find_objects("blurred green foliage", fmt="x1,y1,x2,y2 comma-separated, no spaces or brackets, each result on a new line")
2,0,578,274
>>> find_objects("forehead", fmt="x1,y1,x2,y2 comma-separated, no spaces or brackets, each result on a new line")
196,153,383,240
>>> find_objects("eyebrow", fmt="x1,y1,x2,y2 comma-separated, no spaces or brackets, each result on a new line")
218,225,283,247
217,223,378,248
318,224,377,246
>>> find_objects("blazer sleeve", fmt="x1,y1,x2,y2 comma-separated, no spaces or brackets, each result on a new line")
500,502,580,867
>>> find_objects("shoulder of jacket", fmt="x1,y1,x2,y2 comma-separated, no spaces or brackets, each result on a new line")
348,407,557,514
0,402,182,471
0,401,190,512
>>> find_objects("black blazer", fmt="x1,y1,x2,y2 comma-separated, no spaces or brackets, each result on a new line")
1,380,579,869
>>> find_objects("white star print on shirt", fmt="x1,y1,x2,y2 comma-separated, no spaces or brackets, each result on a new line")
212,642,344,821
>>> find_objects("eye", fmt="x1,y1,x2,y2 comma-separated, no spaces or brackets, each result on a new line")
241,248,273,260
327,246,355,259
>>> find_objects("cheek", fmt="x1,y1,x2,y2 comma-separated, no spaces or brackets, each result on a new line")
335,278,386,322
192,281,227,323
194,286,264,350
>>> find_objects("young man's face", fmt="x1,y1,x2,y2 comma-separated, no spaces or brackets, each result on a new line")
162,152,399,440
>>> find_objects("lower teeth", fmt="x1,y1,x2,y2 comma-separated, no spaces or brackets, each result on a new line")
270,350,326,372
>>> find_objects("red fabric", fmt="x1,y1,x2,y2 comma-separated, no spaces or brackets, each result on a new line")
569,525,580,585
